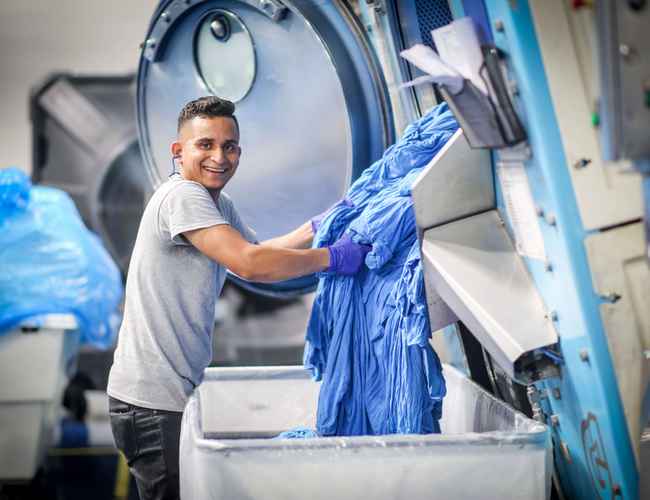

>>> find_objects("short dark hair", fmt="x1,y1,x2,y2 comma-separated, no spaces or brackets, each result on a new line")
177,96,239,135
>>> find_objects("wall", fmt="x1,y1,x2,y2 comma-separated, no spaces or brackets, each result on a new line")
0,0,158,174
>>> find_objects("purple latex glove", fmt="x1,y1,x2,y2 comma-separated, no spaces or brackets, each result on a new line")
311,197,354,234
326,233,372,275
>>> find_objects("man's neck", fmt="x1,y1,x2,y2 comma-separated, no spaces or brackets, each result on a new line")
178,171,221,200
207,187,221,201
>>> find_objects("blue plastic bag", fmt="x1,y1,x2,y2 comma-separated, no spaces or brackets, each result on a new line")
0,168,123,348
305,104,457,436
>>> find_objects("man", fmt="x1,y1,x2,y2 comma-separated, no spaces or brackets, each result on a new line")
107,96,369,499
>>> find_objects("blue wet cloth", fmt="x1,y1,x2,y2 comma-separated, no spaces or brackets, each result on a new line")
0,168,123,348
274,427,320,439
305,104,457,436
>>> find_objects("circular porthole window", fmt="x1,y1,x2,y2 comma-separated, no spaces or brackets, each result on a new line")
194,10,256,102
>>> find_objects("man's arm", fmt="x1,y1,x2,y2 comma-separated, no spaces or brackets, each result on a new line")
184,224,328,282
261,221,314,249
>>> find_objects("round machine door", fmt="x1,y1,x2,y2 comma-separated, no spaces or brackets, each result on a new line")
137,0,393,297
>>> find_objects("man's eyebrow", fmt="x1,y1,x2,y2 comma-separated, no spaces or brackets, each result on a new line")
193,137,238,145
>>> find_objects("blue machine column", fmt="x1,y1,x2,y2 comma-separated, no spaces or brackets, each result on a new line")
433,0,649,498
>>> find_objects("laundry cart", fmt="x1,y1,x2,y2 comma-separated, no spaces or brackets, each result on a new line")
0,314,79,482
180,365,551,500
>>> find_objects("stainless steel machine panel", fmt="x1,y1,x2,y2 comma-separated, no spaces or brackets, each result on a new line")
421,210,558,380
411,129,494,230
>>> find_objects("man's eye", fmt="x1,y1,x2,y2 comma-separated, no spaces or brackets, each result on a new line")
224,144,238,154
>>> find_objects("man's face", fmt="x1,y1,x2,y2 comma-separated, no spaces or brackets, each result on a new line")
171,116,241,191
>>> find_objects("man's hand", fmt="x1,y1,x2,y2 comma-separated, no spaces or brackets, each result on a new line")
326,233,371,276
311,198,354,234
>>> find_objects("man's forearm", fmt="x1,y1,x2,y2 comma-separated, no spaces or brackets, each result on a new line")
242,245,329,282
185,223,367,281
261,221,314,249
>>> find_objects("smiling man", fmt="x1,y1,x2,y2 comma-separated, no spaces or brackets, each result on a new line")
106,96,370,500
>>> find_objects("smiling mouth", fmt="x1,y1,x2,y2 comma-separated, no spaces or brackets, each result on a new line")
202,165,228,174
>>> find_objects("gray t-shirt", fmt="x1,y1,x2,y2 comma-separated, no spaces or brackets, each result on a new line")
107,175,256,412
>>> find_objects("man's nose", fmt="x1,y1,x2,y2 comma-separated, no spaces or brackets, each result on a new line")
209,147,227,163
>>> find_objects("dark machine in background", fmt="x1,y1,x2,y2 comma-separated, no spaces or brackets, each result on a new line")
31,74,152,276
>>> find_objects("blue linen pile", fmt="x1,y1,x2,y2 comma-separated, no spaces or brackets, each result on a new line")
305,103,458,436
0,167,123,348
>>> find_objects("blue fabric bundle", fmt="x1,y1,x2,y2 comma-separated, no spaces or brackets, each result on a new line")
274,427,320,439
305,103,458,436
0,168,123,348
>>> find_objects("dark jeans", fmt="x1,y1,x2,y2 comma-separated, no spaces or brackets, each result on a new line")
109,396,183,500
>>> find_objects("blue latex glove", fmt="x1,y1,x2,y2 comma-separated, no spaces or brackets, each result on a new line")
326,233,371,275
311,198,354,234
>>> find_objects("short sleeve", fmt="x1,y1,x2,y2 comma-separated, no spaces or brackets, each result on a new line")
160,181,228,245
218,193,258,244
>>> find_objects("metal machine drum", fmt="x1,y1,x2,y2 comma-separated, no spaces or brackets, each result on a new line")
31,74,152,276
137,0,394,296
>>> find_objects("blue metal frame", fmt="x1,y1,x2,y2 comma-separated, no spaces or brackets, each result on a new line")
448,0,637,497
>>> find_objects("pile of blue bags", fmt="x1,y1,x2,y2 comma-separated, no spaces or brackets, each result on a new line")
305,103,458,436
0,167,123,349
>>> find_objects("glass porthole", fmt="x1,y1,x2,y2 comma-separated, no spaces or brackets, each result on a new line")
194,10,256,102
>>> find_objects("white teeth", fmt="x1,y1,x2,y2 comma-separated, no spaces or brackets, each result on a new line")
203,166,226,173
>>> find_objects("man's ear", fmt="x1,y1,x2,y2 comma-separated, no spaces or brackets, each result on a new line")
170,141,183,161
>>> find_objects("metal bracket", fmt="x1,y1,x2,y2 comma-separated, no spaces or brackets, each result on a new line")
142,0,288,62
497,141,532,164
255,0,287,21
365,0,386,15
